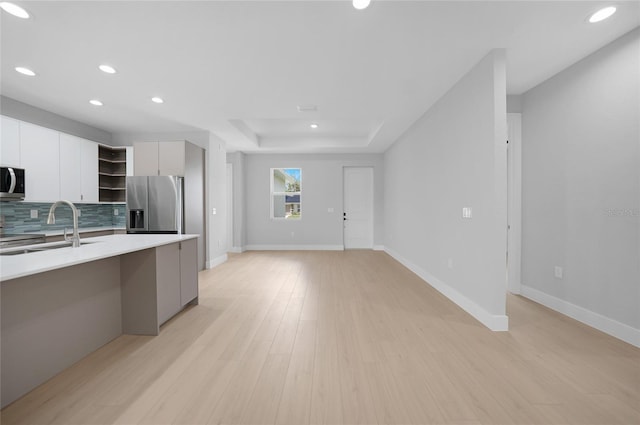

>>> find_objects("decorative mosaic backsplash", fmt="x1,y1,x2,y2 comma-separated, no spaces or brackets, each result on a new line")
0,201,126,234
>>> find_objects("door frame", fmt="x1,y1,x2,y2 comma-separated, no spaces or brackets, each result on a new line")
343,166,374,250
507,113,522,294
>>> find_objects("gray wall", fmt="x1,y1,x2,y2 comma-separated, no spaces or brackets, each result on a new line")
244,153,384,249
521,28,640,336
227,152,246,250
507,95,522,113
208,134,227,266
1,96,112,145
384,50,508,330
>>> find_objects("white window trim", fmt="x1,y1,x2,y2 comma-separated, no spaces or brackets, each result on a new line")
270,168,302,220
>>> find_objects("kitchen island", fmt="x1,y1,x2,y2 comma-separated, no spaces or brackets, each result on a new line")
0,234,199,408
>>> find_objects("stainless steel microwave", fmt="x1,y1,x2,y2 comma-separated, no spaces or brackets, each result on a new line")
0,167,25,200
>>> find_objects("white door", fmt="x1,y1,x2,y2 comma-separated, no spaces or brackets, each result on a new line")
343,167,374,249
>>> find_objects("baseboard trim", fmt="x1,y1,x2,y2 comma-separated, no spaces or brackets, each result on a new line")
384,247,509,331
245,244,345,251
207,254,228,269
229,246,245,253
373,245,385,251
520,284,640,348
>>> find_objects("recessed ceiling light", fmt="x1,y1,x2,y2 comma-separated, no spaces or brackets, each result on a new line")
0,2,29,19
15,66,35,76
589,6,616,23
89,99,103,106
310,123,319,129
151,97,164,104
99,64,116,74
353,0,371,10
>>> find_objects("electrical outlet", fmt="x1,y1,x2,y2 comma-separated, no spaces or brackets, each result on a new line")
212,208,217,215
77,209,81,217
30,209,38,219
114,208,119,216
328,207,334,213
554,266,563,279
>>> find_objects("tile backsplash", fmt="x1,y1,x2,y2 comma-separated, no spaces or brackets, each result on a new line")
0,201,126,234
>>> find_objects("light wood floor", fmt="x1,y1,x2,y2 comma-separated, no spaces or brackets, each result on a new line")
2,250,639,425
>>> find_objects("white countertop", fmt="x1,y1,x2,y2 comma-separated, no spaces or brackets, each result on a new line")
0,234,199,282
25,226,126,237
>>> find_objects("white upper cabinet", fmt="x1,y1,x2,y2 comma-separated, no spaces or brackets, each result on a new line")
134,141,185,176
20,122,60,202
59,133,82,202
81,141,99,202
1,116,107,203
1,116,20,167
158,141,185,176
59,133,99,203
133,142,159,175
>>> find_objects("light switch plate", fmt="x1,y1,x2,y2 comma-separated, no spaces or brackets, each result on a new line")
462,207,472,219
77,209,81,217
30,210,38,219
114,208,119,216
212,208,217,215
554,266,563,279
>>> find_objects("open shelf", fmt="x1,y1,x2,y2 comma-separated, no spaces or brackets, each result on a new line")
98,145,127,203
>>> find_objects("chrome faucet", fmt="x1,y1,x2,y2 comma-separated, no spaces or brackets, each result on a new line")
47,200,81,248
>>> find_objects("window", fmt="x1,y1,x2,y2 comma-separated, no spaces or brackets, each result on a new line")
271,168,301,219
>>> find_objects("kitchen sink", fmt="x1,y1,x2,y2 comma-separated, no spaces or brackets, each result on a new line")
0,241,97,256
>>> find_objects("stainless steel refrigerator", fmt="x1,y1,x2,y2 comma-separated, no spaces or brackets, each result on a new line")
126,176,184,234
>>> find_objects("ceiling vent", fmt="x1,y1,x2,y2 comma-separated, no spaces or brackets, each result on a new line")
297,105,317,112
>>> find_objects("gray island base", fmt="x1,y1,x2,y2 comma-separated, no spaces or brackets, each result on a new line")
0,235,198,408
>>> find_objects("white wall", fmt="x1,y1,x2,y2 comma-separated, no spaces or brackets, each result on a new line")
1,96,112,144
243,153,384,250
227,152,246,251
207,134,227,267
521,28,640,346
384,50,508,331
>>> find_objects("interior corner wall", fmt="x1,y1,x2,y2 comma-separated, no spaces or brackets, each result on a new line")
243,153,384,250
207,134,228,267
507,95,522,113
520,28,640,346
383,49,508,331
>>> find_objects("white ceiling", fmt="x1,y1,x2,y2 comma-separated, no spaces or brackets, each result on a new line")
1,1,639,153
